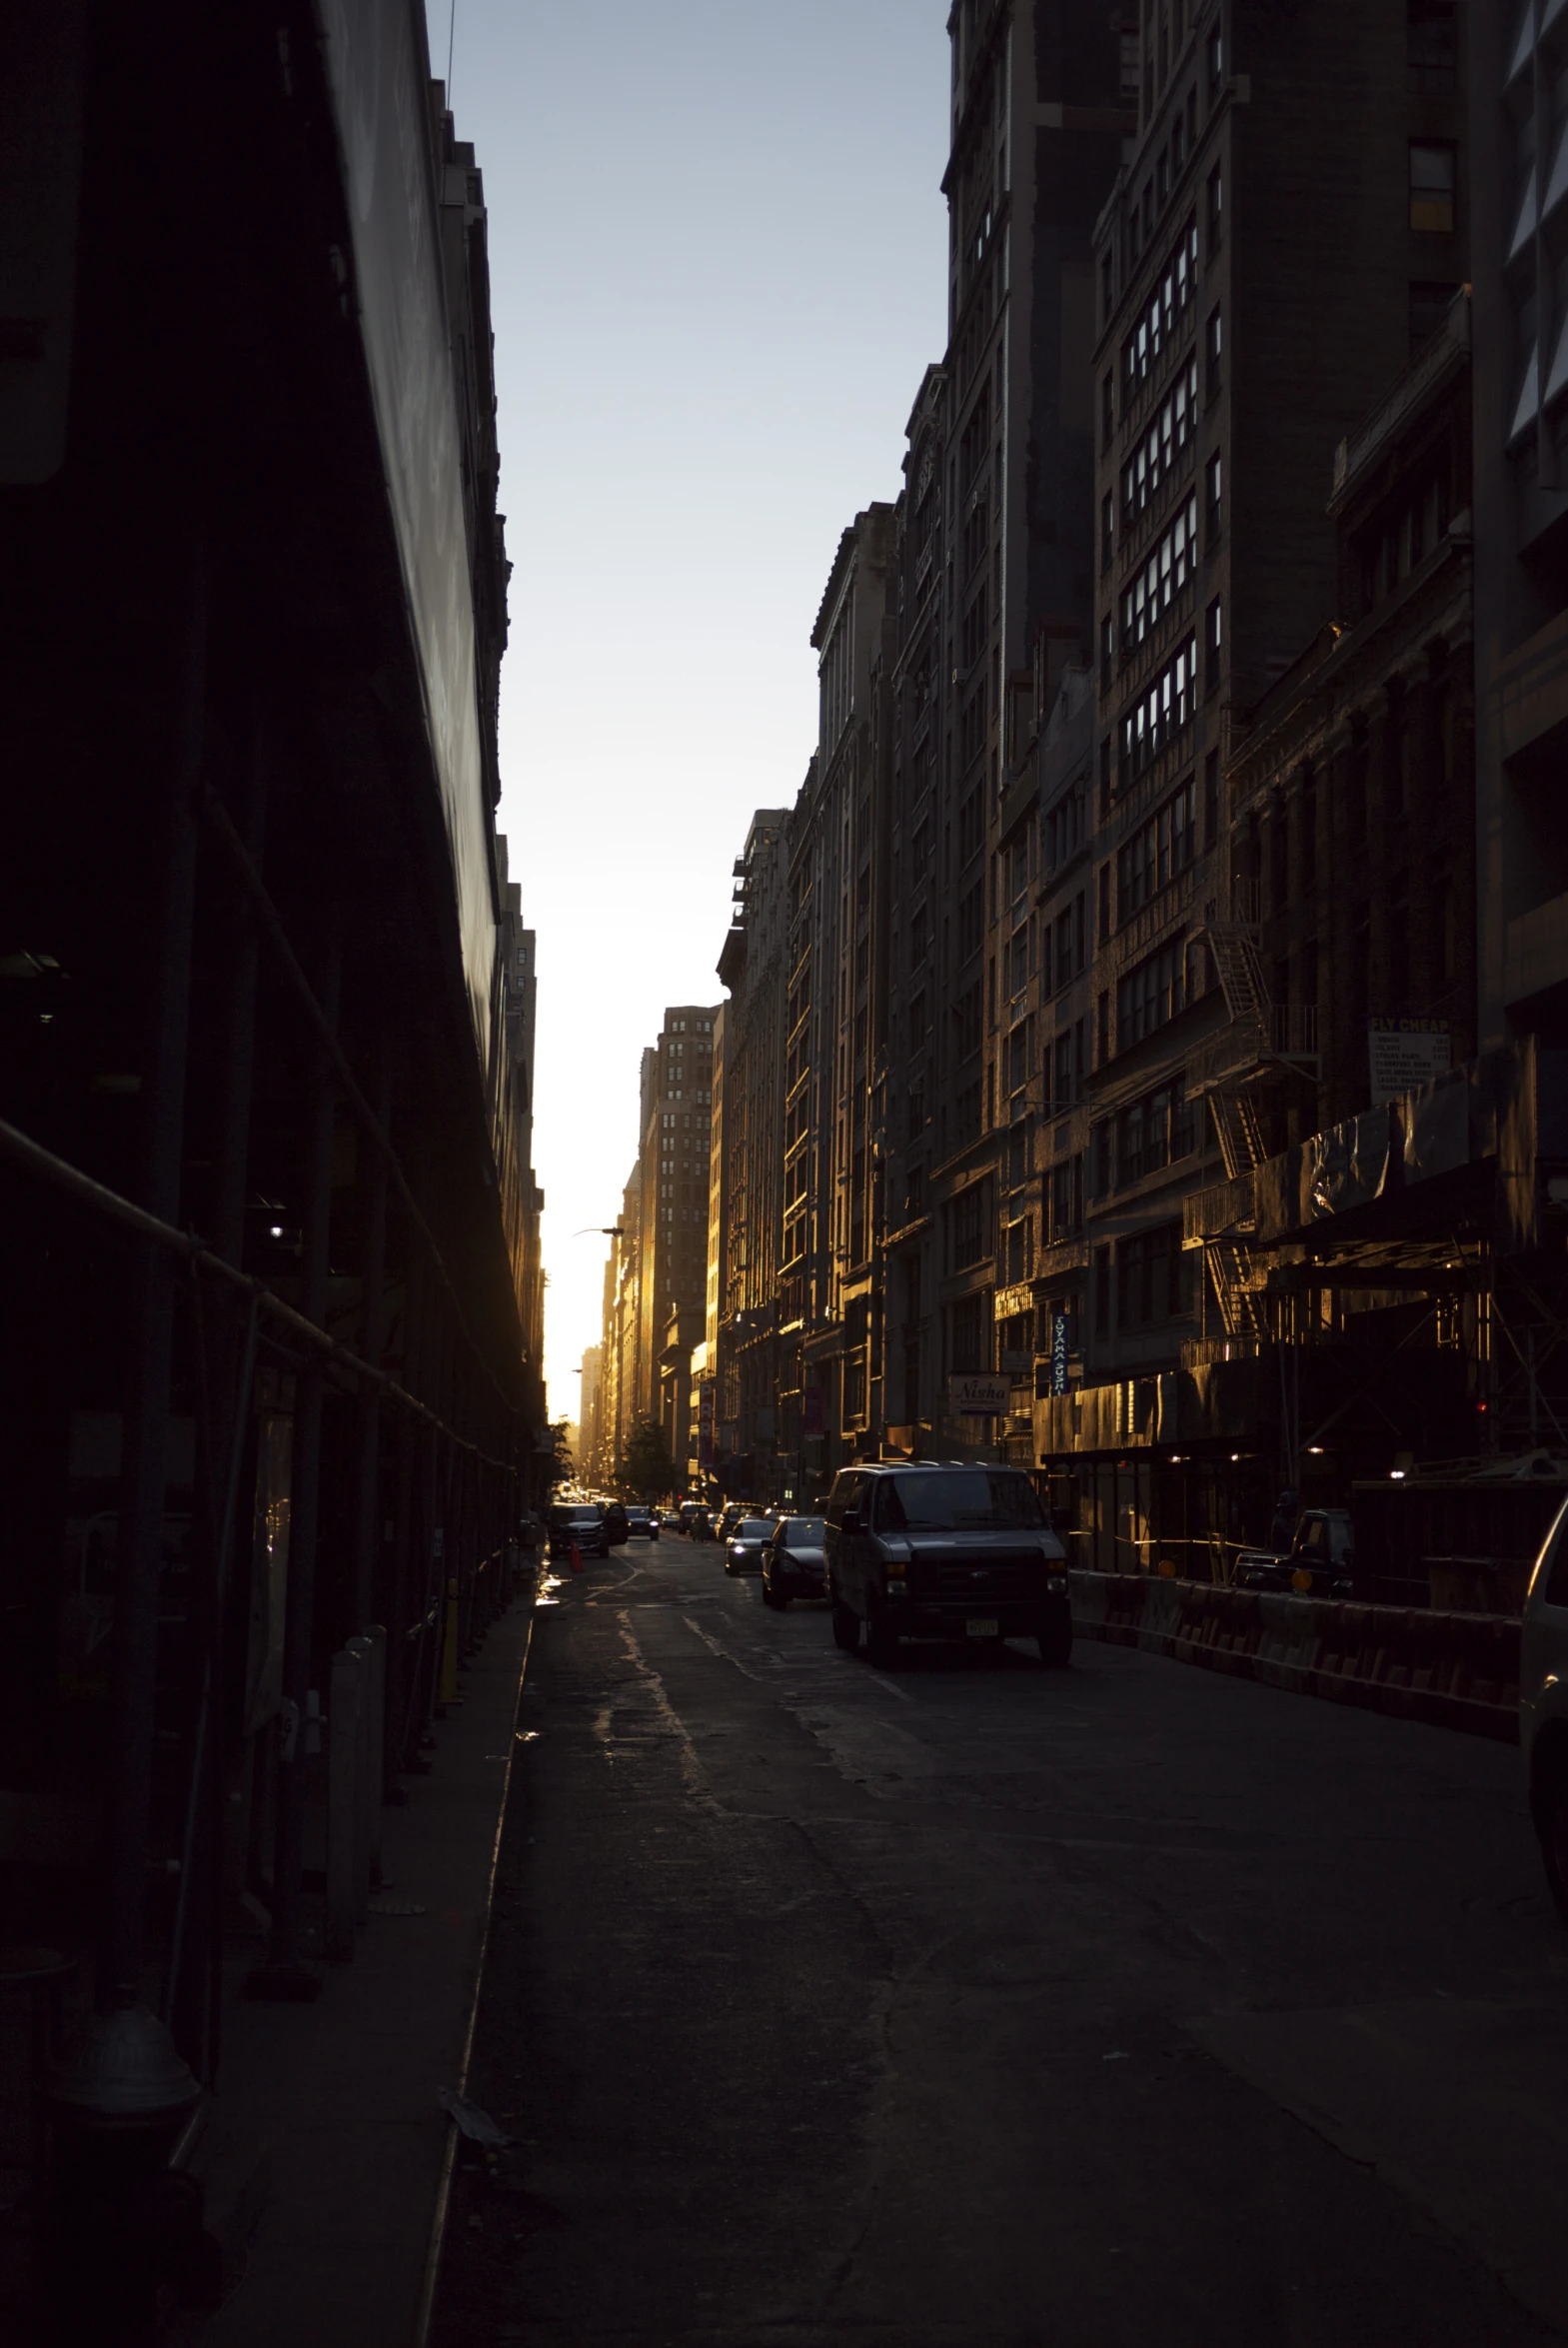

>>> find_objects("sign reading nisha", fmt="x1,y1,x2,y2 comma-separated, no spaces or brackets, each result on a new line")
948,1373,1010,1416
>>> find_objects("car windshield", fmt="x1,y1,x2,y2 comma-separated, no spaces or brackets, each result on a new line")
565,1506,600,1523
782,1517,825,1543
874,1471,1043,1531
737,1518,772,1537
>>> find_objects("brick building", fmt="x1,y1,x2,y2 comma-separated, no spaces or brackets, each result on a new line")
1071,0,1470,1402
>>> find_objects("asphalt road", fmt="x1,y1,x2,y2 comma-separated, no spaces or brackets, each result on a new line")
432,1534,1568,2348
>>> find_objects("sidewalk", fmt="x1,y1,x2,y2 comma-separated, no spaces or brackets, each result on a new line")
184,1594,534,2348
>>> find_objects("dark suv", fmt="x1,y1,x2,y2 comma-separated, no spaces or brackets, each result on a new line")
548,1502,609,1561
823,1463,1071,1667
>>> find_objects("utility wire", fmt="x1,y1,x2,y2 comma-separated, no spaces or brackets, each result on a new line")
0,1111,514,1472
201,790,522,1411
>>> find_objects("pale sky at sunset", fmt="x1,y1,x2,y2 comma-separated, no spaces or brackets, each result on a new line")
428,0,950,1407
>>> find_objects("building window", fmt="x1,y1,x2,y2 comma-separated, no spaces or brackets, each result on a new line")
1101,369,1114,452
1388,882,1410,1012
1347,717,1369,843
1115,1081,1197,1187
1120,221,1199,399
1117,1220,1189,1326
1351,903,1371,1027
1206,164,1222,254
1385,679,1408,819
1116,937,1190,1052
1101,490,1114,574
1204,748,1219,847
1206,24,1223,95
1204,597,1222,694
957,880,984,963
1116,778,1195,922
951,1182,988,1270
1048,1155,1081,1240
1410,143,1456,236
950,1290,990,1375
1044,778,1085,875
1205,449,1222,544
1120,634,1196,782
1205,303,1222,399
1119,494,1198,652
1094,1243,1112,1331
1121,358,1198,522
1407,1,1457,93
1300,766,1317,891
1434,871,1455,984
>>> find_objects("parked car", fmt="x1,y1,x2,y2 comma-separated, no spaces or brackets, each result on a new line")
1520,1497,1568,1918
1235,1507,1354,1595
548,1502,609,1560
762,1515,826,1608
717,1502,748,1539
624,1505,659,1540
724,1515,775,1576
823,1463,1071,1666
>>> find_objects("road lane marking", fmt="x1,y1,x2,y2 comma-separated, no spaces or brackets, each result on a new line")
682,1614,910,1699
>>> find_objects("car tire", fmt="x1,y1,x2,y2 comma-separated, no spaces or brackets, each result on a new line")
831,1600,860,1652
773,1591,789,1611
1036,1619,1073,1668
1533,1745,1568,1923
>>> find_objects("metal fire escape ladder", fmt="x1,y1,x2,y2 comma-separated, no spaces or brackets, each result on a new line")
1206,1238,1267,1342
1206,922,1272,1040
1187,902,1275,1344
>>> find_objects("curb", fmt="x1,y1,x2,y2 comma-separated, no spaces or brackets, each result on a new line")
411,1597,536,2348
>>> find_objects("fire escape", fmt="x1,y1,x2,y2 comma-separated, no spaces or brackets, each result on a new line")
1184,886,1319,1347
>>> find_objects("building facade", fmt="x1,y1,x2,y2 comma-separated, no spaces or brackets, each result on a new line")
711,813,791,1494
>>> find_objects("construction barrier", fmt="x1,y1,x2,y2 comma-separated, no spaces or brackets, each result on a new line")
1068,1570,1520,1743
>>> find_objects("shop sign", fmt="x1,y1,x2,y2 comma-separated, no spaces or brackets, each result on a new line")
1368,1017,1450,1100
948,1373,1010,1416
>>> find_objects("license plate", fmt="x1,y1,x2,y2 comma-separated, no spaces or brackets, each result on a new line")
965,1617,999,1638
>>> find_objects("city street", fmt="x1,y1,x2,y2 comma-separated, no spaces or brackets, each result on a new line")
433,1536,1568,2348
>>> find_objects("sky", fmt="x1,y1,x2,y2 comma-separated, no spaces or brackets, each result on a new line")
429,0,951,1409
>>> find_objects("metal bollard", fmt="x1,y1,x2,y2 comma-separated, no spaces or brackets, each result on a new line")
327,1638,368,1960
438,1576,461,1707
360,1623,387,1892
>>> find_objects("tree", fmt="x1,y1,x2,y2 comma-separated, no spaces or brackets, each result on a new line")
621,1415,675,1499
545,1420,575,1491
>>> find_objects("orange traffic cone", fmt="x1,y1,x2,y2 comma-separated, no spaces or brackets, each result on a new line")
570,1541,584,1575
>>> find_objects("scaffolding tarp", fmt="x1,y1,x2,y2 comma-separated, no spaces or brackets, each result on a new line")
316,0,495,1062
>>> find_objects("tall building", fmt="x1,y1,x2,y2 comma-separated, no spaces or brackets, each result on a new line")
1071,0,1469,1390
879,2,1130,1469
1470,2,1568,1050
579,1343,603,1477
793,513,898,1470
711,811,792,1494
634,1005,721,1472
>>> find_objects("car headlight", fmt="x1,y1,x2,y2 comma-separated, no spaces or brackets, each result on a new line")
884,1579,908,1598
